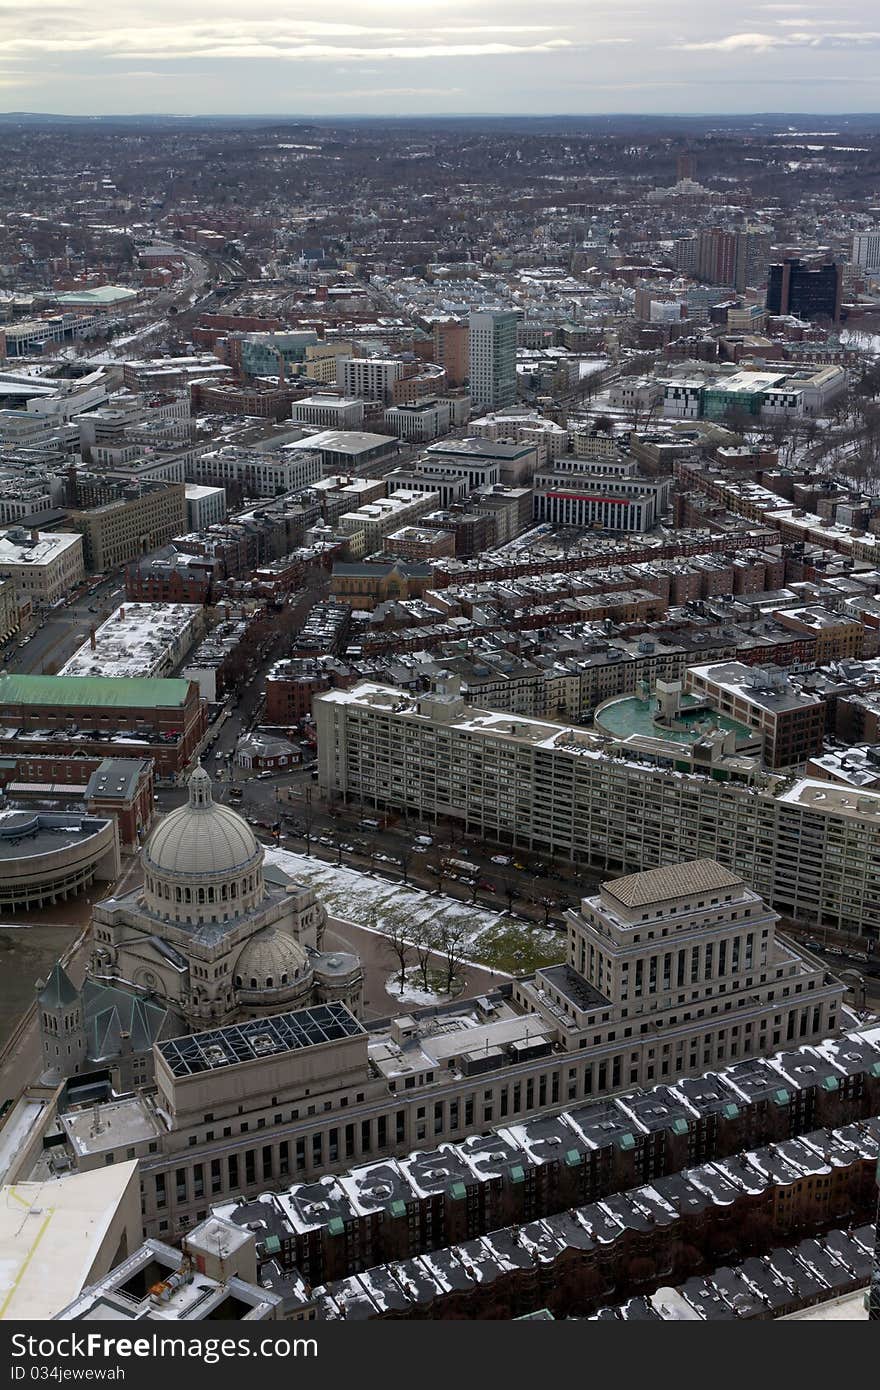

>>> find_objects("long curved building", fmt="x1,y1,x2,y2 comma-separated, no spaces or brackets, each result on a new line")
0,807,119,911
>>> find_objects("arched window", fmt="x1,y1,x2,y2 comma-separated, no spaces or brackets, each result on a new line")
266,976,273,988
250,977,257,989
234,975,242,988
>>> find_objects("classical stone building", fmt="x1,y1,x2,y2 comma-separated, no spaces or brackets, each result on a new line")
38,765,361,1085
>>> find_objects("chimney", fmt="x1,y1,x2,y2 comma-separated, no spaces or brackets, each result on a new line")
89,627,96,650
30,528,40,544
117,606,124,621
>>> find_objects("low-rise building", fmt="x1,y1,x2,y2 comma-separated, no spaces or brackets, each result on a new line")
425,437,538,487
685,661,826,767
0,526,85,605
55,1217,302,1321
292,431,399,475
185,483,226,531
292,394,365,431
192,447,321,498
0,806,119,911
60,603,204,680
383,398,452,442
385,526,456,561
533,463,668,533
0,1163,141,1321
0,672,206,778
338,490,439,556
68,482,187,572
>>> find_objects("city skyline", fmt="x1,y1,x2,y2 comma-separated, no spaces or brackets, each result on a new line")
2,1,880,116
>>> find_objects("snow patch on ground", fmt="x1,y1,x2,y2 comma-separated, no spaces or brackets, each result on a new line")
841,329,880,356
384,974,446,1006
264,848,560,973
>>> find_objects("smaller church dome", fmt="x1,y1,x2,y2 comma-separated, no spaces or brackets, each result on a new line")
234,928,311,993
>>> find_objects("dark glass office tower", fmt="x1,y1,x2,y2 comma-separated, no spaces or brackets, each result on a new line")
766,257,842,323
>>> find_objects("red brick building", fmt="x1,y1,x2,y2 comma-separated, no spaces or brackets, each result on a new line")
0,675,206,779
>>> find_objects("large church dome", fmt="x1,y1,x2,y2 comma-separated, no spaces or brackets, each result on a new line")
141,765,265,926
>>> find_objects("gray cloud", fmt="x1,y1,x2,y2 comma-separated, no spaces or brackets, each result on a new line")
0,0,877,114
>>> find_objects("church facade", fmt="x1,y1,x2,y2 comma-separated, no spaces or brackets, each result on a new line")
38,766,362,1087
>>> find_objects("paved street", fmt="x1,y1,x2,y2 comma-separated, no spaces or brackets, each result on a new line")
3,572,126,676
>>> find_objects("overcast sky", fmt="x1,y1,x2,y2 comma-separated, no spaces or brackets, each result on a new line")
2,1,879,116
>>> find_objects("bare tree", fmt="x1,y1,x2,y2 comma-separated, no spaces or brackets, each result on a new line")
412,922,436,992
385,921,412,996
501,875,518,916
434,918,469,994
397,845,413,885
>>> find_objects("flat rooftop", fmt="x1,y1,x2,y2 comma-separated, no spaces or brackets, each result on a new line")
0,808,111,860
596,692,754,747
291,431,396,454
61,1098,163,1157
0,1163,139,1320
0,529,81,565
158,1002,365,1078
60,603,201,680
427,438,534,459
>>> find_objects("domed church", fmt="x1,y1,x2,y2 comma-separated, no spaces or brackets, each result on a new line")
38,765,362,1086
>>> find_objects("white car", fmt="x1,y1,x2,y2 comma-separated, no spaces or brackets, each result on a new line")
491,855,512,866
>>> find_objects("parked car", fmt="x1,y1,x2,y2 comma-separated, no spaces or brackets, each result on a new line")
491,855,511,866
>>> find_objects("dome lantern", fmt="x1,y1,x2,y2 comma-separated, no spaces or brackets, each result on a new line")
188,762,213,809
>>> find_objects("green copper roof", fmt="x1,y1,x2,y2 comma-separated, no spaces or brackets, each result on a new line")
38,962,78,1010
0,672,191,709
